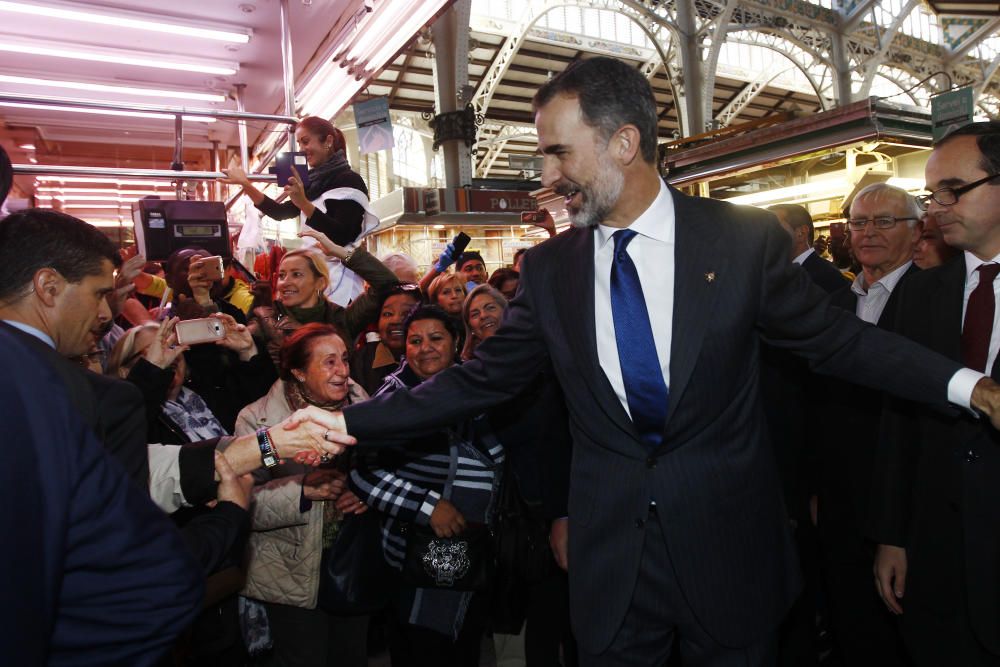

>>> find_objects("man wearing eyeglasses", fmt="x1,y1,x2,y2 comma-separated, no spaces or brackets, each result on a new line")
869,121,1000,666
813,183,921,666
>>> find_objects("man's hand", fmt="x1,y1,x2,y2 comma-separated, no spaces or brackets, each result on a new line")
280,407,356,460
971,377,1000,430
142,317,188,369
214,451,254,510
874,543,907,614
302,468,346,501
429,499,466,538
549,517,569,571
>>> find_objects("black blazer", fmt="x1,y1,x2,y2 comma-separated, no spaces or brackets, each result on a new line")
343,186,961,651
814,263,919,561
868,255,1000,654
802,251,850,294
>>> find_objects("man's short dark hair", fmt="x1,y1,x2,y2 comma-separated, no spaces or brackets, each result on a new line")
768,204,815,244
533,56,659,164
0,208,118,303
456,251,485,271
937,121,1000,175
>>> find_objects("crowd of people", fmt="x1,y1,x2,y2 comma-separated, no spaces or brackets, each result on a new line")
6,55,1000,667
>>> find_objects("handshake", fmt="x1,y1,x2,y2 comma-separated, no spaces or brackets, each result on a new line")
269,406,353,465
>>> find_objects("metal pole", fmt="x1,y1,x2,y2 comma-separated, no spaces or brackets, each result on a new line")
279,0,297,151
211,140,222,201
234,84,250,169
172,114,184,198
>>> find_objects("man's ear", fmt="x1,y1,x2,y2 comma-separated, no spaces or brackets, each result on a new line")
33,268,65,307
614,125,642,165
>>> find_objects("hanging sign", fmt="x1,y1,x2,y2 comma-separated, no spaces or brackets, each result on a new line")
931,87,974,142
353,97,395,154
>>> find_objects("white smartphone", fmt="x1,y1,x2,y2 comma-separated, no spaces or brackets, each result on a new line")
175,318,226,346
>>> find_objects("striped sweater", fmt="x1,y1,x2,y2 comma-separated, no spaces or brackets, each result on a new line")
349,360,504,569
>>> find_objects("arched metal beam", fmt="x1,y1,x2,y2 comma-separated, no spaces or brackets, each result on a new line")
715,67,793,126
727,32,833,107
858,0,921,97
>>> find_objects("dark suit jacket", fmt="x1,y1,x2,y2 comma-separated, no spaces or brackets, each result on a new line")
0,327,203,665
815,263,919,561
868,255,1000,654
760,251,848,521
342,186,961,651
802,251,850,294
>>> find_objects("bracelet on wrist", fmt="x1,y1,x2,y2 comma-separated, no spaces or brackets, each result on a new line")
256,427,280,468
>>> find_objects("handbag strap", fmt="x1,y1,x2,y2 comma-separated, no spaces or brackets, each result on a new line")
441,428,460,501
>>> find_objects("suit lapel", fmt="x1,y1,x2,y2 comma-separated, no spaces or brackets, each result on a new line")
664,188,725,432
553,227,637,440
929,256,966,364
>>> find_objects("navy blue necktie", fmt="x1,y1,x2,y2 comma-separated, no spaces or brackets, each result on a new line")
610,229,669,447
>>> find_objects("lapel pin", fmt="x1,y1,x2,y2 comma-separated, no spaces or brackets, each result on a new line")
705,271,716,283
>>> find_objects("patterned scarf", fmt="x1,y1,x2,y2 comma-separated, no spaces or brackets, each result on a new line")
163,387,228,440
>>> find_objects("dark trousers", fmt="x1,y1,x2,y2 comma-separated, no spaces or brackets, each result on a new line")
581,508,777,667
777,520,818,667
820,547,908,666
525,570,578,666
257,602,368,667
901,600,1000,667
387,593,489,667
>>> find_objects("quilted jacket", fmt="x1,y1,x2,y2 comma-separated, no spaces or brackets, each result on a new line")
233,379,367,608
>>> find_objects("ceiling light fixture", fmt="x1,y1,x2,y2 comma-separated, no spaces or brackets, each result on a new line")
0,74,226,103
0,1,251,43
34,176,174,186
18,142,36,150
724,179,850,207
35,187,164,196
0,41,239,75
0,101,216,123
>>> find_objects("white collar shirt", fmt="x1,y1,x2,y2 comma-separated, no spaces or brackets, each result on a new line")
850,261,912,325
594,179,674,419
2,320,55,349
792,247,814,266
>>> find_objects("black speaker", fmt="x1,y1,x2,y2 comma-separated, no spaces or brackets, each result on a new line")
131,199,229,261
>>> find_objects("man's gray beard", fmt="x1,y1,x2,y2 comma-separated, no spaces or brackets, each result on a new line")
567,161,625,228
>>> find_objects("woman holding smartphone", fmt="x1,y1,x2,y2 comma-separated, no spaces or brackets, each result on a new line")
221,116,378,306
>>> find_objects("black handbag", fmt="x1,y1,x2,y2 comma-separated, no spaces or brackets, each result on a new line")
400,433,495,592
317,509,394,615
494,460,553,585
401,521,494,591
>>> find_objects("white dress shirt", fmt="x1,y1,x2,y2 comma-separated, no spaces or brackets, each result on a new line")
594,179,674,418
948,251,1000,404
850,261,912,325
792,247,814,266
2,319,55,348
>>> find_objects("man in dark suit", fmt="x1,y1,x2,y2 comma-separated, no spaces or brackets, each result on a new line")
312,59,1000,665
815,183,921,666
0,292,204,665
760,204,845,666
769,203,849,293
870,122,1000,666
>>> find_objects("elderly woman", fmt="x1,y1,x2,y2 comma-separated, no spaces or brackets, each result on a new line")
235,323,369,667
350,305,503,667
249,240,397,369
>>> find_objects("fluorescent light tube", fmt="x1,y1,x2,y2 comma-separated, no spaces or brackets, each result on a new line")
35,177,174,186
0,74,226,103
0,41,238,76
0,1,251,43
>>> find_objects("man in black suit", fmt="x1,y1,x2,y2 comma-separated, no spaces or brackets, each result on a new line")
870,122,1000,666
769,203,849,293
312,59,1000,665
815,183,921,666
